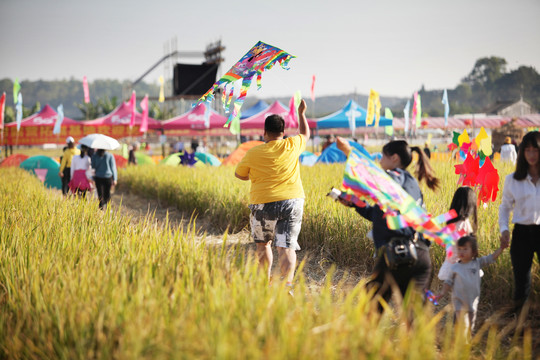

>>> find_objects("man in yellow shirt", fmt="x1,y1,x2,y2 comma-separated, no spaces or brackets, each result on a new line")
235,99,310,289
59,136,80,195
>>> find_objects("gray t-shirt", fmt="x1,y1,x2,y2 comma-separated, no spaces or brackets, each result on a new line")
444,254,495,312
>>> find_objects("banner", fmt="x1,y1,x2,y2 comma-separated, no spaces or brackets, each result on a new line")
16,93,23,131
140,95,149,133
310,75,316,102
403,100,410,135
0,93,5,130
13,79,20,104
384,107,393,136
159,76,165,103
53,104,64,135
442,89,449,127
129,91,136,128
83,76,90,103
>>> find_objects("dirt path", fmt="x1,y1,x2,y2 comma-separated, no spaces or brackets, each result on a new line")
109,187,362,291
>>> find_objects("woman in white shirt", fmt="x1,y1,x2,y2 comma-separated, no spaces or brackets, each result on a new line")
499,131,540,308
69,144,93,197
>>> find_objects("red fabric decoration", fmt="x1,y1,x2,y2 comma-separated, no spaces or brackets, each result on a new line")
464,119,472,126
476,157,499,203
454,153,479,187
421,120,429,128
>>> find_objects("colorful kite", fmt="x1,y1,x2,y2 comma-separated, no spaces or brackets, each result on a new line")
197,41,295,127
340,148,466,249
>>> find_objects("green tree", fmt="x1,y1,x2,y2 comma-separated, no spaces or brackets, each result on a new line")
462,56,507,87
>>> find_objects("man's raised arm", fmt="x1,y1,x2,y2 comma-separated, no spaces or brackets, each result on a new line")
298,99,310,141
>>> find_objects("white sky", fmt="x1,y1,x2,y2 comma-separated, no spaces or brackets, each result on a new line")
1,0,539,99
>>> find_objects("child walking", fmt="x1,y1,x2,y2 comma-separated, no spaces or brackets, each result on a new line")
436,235,507,336
438,187,477,281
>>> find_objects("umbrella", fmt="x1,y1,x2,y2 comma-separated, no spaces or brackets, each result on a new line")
79,133,120,150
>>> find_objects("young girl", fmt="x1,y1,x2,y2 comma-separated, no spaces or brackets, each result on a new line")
436,235,507,336
438,186,478,281
336,137,440,308
69,144,93,197
498,131,540,309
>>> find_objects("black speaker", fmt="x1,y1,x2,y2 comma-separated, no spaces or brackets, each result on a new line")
173,63,218,96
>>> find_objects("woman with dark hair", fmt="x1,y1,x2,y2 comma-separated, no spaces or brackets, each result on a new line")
69,144,93,197
499,131,540,309
91,149,118,209
336,137,440,309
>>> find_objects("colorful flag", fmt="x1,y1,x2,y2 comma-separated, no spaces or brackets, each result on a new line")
442,89,449,127
374,92,382,128
403,100,410,135
129,91,136,128
83,76,90,103
310,75,316,102
197,41,295,127
53,104,64,135
384,108,394,136
416,94,422,129
0,92,5,130
140,95,149,133
16,93,23,131
366,89,377,126
159,76,165,103
13,79,20,104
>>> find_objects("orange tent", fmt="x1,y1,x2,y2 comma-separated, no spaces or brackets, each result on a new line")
0,154,29,167
113,154,128,169
221,141,263,166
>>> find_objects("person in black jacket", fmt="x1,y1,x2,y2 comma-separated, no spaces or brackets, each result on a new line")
336,137,440,310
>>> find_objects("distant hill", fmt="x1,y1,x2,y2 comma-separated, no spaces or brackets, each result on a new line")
1,56,538,121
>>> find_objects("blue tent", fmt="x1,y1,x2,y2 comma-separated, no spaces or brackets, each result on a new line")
316,141,372,164
316,100,392,129
240,100,269,119
20,155,62,189
299,151,318,166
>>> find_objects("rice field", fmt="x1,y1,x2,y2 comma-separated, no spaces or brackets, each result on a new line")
0,157,537,359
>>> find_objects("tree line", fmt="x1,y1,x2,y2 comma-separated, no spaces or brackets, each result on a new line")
1,56,538,122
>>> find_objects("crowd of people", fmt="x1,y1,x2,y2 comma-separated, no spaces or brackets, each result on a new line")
59,136,117,209
234,99,539,338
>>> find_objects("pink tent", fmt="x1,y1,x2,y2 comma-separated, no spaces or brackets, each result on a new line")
6,104,80,128
160,103,228,130
240,101,318,130
80,102,161,128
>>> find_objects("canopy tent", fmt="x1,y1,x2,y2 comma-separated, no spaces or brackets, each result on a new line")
316,141,372,164
316,100,392,129
239,101,317,134
19,155,62,189
79,102,161,138
4,105,82,145
240,100,269,119
160,103,228,130
221,141,263,166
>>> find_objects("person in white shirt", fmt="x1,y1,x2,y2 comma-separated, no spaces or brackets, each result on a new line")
498,131,540,309
500,136,517,164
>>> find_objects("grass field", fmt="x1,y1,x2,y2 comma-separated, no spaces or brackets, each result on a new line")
1,156,538,359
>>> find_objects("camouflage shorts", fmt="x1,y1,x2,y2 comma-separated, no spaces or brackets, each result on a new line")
248,198,304,250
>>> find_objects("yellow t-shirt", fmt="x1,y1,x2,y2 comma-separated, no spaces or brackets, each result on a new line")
60,148,81,172
235,135,306,204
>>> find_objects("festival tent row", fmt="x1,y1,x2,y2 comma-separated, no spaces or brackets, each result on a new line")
3,103,161,145
316,100,392,129
390,115,540,130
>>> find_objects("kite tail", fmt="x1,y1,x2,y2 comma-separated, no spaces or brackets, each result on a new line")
256,71,263,90
224,76,252,128
225,86,234,113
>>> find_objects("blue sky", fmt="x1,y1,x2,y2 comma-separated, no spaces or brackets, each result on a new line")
1,0,539,99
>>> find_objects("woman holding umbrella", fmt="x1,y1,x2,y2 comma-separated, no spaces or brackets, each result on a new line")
80,134,119,209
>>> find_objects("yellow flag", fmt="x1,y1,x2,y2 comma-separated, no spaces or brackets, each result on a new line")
366,89,378,126
159,76,165,103
375,93,381,128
